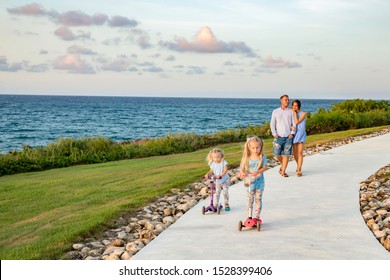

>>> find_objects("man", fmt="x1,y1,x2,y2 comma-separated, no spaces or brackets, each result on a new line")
270,94,295,177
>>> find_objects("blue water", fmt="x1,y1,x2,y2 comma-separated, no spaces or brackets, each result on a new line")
0,95,341,153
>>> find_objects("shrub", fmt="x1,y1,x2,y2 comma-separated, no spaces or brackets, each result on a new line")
307,99,390,135
331,99,389,113
306,111,355,134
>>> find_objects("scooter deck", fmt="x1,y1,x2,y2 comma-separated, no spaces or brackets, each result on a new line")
202,204,223,215
238,218,262,231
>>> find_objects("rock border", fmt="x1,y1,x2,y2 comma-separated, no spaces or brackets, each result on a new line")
65,128,390,260
359,164,390,252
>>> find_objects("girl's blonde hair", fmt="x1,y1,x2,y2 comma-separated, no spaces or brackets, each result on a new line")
240,135,264,172
207,148,224,165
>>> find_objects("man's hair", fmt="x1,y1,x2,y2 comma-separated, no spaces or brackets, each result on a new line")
280,94,289,100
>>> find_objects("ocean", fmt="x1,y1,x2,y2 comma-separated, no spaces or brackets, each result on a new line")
0,95,341,153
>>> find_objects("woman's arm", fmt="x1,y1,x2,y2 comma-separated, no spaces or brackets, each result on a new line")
294,111,307,124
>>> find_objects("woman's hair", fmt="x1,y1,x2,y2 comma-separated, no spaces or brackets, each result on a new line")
241,135,264,172
207,148,224,165
292,99,301,109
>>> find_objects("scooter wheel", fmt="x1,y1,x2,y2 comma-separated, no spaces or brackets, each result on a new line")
202,206,205,215
256,221,261,231
238,221,243,231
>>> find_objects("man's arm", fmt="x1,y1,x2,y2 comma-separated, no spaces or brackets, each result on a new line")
270,110,277,137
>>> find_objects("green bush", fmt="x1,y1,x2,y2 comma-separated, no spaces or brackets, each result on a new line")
331,99,389,113
306,99,390,135
306,111,355,134
354,111,390,128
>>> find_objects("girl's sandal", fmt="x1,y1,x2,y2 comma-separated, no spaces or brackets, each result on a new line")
297,172,302,177
281,173,289,177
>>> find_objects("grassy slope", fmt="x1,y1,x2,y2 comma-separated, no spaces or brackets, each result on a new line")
0,126,387,259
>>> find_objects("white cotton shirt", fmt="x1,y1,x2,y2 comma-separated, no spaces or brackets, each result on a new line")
210,160,229,184
270,107,296,137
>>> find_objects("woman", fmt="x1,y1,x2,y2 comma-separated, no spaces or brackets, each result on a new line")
291,100,307,177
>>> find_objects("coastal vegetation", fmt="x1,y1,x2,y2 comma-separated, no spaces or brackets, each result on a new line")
0,126,388,259
306,99,390,134
0,99,389,177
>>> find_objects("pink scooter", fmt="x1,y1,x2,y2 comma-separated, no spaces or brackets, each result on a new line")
238,217,262,231
202,175,223,215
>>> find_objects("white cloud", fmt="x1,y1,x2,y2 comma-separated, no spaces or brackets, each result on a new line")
127,29,152,49
143,66,163,73
57,11,107,26
7,3,138,28
67,45,97,55
26,63,49,73
7,2,56,17
0,56,24,72
165,55,176,61
101,57,132,72
160,26,256,56
54,26,91,41
108,16,138,27
186,66,206,75
261,55,302,69
53,54,95,74
102,37,122,46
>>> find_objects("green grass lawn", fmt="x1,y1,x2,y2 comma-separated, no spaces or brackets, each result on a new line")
0,126,387,259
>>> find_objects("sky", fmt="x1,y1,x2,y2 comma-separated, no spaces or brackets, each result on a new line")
0,0,389,99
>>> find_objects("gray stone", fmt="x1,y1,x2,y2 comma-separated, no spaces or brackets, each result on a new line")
117,232,129,240
90,241,104,248
72,243,85,250
163,216,175,224
126,241,145,253
103,246,125,256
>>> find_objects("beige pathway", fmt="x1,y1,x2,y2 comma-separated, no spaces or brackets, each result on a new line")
133,133,390,259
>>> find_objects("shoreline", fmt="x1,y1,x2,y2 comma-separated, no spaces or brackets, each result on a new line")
0,95,345,155
65,127,390,260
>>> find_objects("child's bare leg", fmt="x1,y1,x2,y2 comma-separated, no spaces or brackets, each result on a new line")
223,184,229,208
247,190,254,218
254,190,264,219
215,184,222,207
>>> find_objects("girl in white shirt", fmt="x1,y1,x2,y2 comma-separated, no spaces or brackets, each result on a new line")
204,148,230,211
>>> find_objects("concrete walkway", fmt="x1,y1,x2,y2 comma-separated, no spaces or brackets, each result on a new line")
133,133,390,260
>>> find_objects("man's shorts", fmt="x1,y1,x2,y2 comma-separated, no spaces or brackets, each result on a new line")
273,137,292,156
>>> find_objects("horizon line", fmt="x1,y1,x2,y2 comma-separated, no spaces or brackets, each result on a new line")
1,93,379,101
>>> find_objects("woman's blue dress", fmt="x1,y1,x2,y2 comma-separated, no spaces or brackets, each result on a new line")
293,112,307,144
